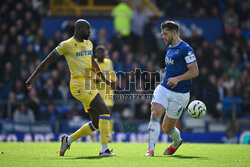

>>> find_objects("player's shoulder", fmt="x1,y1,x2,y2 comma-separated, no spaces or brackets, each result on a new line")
179,40,193,51
86,40,93,46
65,37,75,44
86,39,93,44
104,58,113,67
104,58,112,63
58,37,73,46
180,41,192,49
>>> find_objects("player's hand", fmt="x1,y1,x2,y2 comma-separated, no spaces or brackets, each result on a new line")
167,77,179,88
25,79,33,91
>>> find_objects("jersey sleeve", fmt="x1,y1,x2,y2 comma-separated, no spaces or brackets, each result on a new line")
54,41,66,56
184,47,196,64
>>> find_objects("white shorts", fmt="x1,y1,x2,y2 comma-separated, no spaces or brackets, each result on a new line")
151,84,190,119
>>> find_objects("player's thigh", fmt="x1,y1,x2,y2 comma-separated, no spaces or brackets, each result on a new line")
70,82,98,110
151,85,168,118
162,95,188,133
151,102,165,118
90,94,110,115
162,114,179,134
165,91,189,119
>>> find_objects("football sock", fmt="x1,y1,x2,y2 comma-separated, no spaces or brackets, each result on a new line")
101,144,108,153
168,127,181,148
67,136,72,144
69,122,96,142
110,119,114,133
99,114,111,150
90,130,98,142
148,116,160,151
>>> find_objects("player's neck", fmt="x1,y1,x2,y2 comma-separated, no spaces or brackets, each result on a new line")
73,34,84,42
171,37,181,47
97,58,104,62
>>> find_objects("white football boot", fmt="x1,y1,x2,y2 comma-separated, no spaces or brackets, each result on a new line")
59,135,70,156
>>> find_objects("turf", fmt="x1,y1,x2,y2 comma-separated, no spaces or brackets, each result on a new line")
0,142,249,167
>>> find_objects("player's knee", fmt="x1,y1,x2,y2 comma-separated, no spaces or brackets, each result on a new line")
151,111,160,118
151,105,163,118
162,126,173,134
92,120,99,129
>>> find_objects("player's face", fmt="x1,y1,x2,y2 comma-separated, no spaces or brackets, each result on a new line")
96,50,105,61
80,25,91,40
161,28,174,46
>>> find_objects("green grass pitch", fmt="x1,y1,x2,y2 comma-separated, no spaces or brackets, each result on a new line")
0,142,249,167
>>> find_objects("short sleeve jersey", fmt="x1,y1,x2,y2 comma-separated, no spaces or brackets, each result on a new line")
160,40,196,93
54,37,93,79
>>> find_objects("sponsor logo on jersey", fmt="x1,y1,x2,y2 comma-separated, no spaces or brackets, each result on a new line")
76,50,92,57
165,57,174,65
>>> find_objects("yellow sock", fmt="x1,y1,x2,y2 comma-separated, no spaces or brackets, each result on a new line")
110,119,114,133
99,114,111,144
70,122,96,141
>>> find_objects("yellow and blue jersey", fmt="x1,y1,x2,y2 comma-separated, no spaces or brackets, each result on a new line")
94,58,117,107
54,37,93,79
54,37,98,110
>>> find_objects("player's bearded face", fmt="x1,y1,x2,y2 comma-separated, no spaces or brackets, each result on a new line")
161,29,173,46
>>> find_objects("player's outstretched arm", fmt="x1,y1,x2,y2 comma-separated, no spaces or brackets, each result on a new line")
167,61,199,88
25,51,60,90
91,57,116,89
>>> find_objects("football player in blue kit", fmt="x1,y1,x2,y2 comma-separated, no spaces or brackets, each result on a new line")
145,20,199,156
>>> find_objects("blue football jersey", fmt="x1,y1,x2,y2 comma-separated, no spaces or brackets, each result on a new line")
160,40,196,93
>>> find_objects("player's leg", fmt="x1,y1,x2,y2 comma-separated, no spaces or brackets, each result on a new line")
103,95,115,142
162,91,190,155
59,79,100,156
88,108,100,142
60,112,97,156
145,102,165,156
59,121,96,156
145,85,167,156
69,117,97,142
108,106,114,142
162,114,182,155
66,107,97,144
90,94,117,156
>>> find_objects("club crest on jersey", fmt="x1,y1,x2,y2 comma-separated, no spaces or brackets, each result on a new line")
76,50,92,57
165,57,174,65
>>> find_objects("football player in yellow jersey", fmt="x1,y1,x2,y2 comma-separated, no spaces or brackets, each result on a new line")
93,45,117,142
25,19,117,157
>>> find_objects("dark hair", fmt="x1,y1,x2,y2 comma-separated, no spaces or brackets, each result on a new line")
161,21,179,32
95,45,106,52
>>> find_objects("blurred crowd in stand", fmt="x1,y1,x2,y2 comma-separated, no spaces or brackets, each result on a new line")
0,0,249,127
